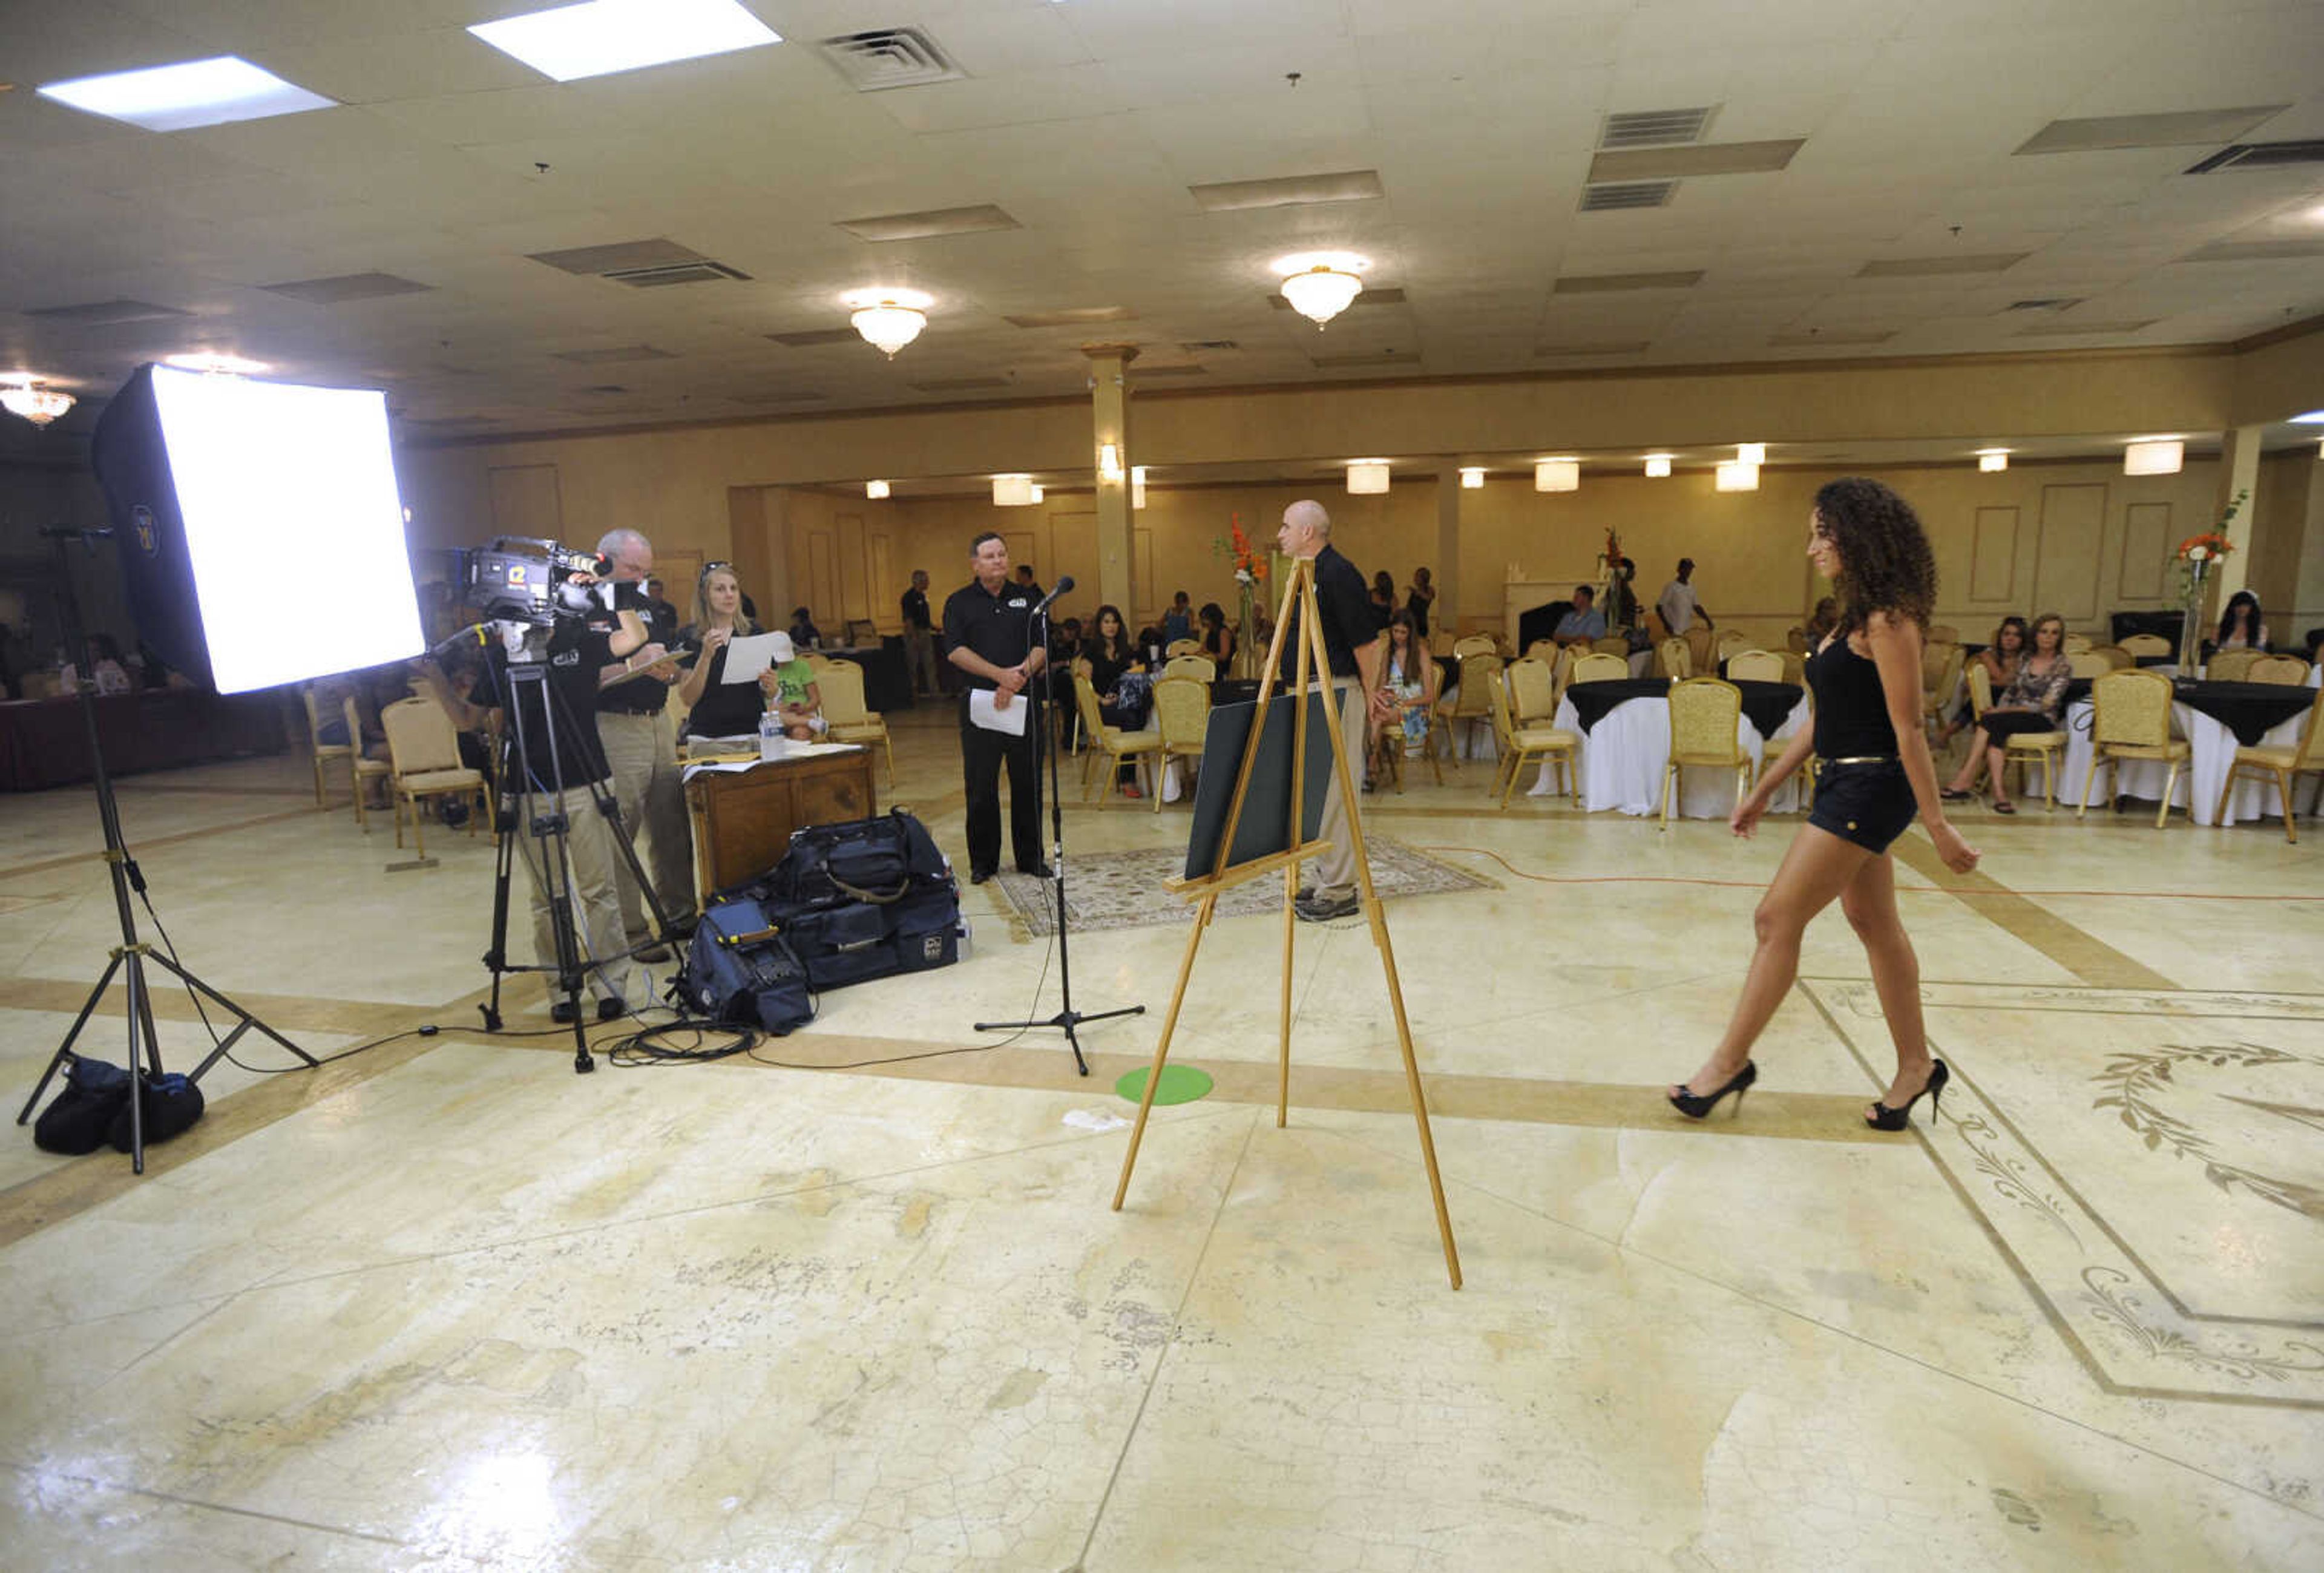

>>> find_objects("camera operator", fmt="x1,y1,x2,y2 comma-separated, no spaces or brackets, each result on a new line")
589,528,694,961
458,562,647,1023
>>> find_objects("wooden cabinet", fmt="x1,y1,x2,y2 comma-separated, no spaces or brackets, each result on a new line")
684,747,878,894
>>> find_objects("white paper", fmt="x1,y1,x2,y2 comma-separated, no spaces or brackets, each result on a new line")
970,688,1028,736
680,741,864,783
717,632,785,683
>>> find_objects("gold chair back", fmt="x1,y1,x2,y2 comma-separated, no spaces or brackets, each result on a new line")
1668,678,1744,763
2205,649,2261,681
1713,629,1754,665
1684,624,1716,672
1163,654,1215,684
816,658,869,723
1785,626,1809,654
1151,675,1209,749
2067,651,2115,680
1165,637,1202,658
1451,652,1503,715
2087,645,2135,669
1452,634,1500,662
1506,657,1557,722
1778,651,1807,686
1657,636,1691,680
1562,636,1595,655
1927,624,1959,645
2292,685,2324,770
381,697,462,775
1073,672,1109,736
1725,650,1784,683
1966,662,1994,717
1919,640,1960,691
2061,632,2093,654
1571,652,1629,685
2247,655,2308,686
2089,670,2172,747
2117,633,2170,657
1523,639,1560,665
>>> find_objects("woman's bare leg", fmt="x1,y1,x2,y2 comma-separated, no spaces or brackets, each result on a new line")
1945,727,1992,792
1839,851,1937,1117
1679,824,1870,1095
1984,743,2012,804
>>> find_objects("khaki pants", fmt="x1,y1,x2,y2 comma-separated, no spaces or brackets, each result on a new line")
524,782,629,1003
596,707,695,942
1310,682,1370,900
904,628,939,695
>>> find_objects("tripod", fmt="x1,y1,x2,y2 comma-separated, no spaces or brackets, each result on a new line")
973,598,1143,1075
14,528,318,1173
471,626,678,1073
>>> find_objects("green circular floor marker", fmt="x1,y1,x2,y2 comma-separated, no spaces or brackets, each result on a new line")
1115,1065,1214,1105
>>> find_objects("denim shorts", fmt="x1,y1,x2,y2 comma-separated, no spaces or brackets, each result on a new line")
1808,757,1917,853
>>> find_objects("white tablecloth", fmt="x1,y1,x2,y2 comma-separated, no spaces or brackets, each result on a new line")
1531,693,1811,816
2059,669,2319,826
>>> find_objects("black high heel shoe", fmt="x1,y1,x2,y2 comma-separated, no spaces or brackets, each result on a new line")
1668,1060,1756,1121
1865,1058,1949,1131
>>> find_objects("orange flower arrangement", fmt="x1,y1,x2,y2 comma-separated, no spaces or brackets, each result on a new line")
1215,515,1267,583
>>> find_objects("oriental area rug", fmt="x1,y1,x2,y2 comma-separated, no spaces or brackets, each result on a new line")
990,838,1492,936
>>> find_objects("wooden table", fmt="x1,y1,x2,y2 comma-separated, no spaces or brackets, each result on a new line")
684,746,878,895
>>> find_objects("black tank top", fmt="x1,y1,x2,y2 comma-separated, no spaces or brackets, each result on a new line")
1805,634,1899,758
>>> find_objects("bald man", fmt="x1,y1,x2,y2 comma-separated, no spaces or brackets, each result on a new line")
594,527,694,959
1276,499,1387,922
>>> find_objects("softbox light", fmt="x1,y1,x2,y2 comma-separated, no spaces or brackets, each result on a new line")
91,364,424,694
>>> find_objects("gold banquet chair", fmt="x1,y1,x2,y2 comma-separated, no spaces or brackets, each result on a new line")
1965,664,2065,808
2077,669,2190,829
816,659,893,786
1150,675,1209,812
342,696,390,833
1921,640,1965,737
2067,650,2116,680
1713,629,1755,668
2213,681,2324,843
1570,651,1630,685
1452,632,1501,663
1164,637,1203,659
2247,655,2309,686
1162,654,1216,685
1725,649,1785,683
1758,689,1817,810
2205,649,2262,682
1485,665,1576,808
1662,677,1750,830
1440,651,1502,759
300,683,358,809
1506,656,1558,724
379,698,488,860
1656,635,1692,680
2118,633,2171,659
1072,672,1161,807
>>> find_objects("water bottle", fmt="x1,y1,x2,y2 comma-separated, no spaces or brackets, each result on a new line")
758,708,784,761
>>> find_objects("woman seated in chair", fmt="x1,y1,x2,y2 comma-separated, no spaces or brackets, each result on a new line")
2215,590,2269,654
1939,614,2025,743
755,632,824,741
1197,600,1236,679
1366,611,1438,792
786,605,822,651
1941,611,2069,813
1083,603,1152,796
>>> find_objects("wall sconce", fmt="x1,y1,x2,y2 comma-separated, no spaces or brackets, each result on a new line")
1735,442,1766,467
1715,461,1760,492
993,473,1034,506
1534,458,1579,493
2122,438,2182,476
1097,441,1124,482
865,479,890,499
1459,467,1485,489
1131,465,1147,509
1643,454,1672,478
1975,450,2009,473
1346,459,1391,494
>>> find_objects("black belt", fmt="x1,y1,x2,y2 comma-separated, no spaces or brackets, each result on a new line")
599,703,664,717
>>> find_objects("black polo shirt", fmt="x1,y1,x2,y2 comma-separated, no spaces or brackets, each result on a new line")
942,577,1041,691
480,620,613,789
594,592,679,714
901,585,933,631
1279,543,1377,683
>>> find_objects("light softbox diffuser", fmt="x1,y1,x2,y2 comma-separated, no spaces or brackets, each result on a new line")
91,364,424,694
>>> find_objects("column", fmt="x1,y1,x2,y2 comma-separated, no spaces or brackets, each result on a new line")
1084,344,1138,617
1434,460,1463,647
2208,424,2263,609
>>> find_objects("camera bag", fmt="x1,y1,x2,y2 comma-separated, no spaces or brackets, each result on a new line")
107,1071,205,1152
755,809,961,990
681,894,815,1036
33,1056,134,1155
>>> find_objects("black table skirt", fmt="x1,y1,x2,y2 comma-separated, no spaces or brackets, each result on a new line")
824,644,911,712
1563,677,1803,737
2173,679,2316,747
0,689,289,792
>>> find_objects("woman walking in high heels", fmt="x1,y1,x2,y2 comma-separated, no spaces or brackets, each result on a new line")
1670,478,1980,1131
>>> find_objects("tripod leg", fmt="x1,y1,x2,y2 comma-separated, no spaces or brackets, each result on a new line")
1368,908,1462,1291
1278,860,1296,1129
16,953,125,1123
145,953,320,1073
1111,892,1216,1211
123,953,148,1175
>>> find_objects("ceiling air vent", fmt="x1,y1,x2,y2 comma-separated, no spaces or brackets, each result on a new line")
1600,107,1715,149
1580,181,1675,212
1181,340,1237,352
25,298,190,324
606,261,749,287
2005,298,2084,311
818,28,964,91
2187,139,2324,173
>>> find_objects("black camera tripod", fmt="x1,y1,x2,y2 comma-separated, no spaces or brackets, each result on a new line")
471,626,680,1072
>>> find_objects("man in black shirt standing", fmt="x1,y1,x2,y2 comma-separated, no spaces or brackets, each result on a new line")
901,568,938,697
942,532,1049,884
1276,499,1387,923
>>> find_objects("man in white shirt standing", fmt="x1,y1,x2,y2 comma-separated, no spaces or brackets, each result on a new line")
1656,557,1712,639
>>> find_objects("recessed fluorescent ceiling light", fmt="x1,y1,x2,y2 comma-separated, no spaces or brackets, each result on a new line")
470,0,781,84
37,56,336,132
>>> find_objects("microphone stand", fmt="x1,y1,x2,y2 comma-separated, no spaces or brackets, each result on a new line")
974,583,1143,1075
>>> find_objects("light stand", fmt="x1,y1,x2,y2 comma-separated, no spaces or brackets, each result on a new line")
13,529,319,1172
973,596,1143,1074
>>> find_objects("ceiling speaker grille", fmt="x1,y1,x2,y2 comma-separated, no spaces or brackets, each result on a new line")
1580,181,1676,212
1600,107,1715,148
817,28,964,91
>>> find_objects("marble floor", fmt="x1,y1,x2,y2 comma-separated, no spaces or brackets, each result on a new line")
2,711,2320,1571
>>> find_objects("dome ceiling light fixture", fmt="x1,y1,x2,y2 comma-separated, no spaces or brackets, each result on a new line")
1715,460,1760,492
1976,448,2010,473
1643,453,1673,478
0,378,74,427
865,479,890,499
1735,442,1766,467
993,473,1035,507
842,287,933,357
1459,467,1486,488
2122,437,2183,476
1272,251,1371,327
1345,459,1391,494
1534,458,1580,493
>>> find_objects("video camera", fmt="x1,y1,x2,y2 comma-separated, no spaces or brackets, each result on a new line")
448,537,625,627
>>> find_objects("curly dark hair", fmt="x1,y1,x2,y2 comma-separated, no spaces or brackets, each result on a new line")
1814,477,1935,634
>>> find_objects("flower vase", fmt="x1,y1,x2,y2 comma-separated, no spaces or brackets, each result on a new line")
2178,564,2207,675
1237,584,1258,678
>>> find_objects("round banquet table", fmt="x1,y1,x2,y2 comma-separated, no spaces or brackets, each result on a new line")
1531,678,1810,816
2056,668,2320,826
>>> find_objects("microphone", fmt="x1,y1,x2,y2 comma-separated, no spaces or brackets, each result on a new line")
1031,574,1074,616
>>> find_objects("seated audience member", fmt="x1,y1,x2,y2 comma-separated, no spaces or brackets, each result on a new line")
1942,611,2069,813
1804,595,1840,646
1552,585,1607,646
1367,610,1439,790
1162,591,1194,644
1198,601,1235,678
2216,591,2269,653
1135,620,1168,670
1083,603,1151,796
787,605,822,651
1940,615,2024,743
753,632,822,740
62,632,134,695
676,565,770,741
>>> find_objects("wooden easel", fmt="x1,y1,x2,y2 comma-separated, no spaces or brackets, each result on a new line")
1110,557,1462,1289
